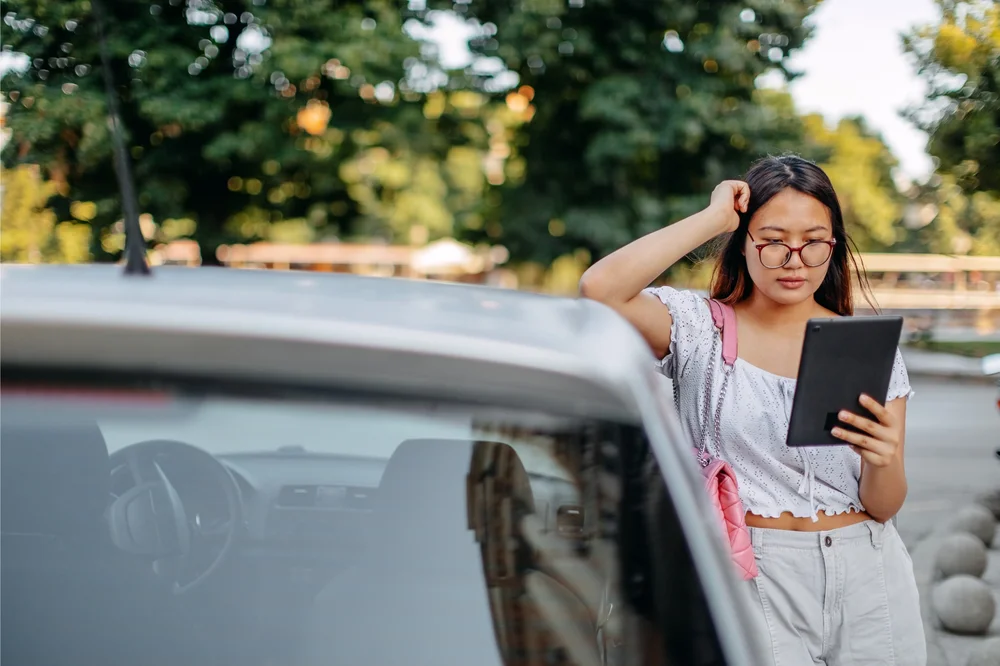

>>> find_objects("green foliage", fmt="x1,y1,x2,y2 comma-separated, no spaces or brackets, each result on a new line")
449,0,822,264
0,165,91,262
1,0,490,262
908,174,1000,255
23,0,993,272
801,114,905,251
905,0,1000,255
3,0,822,267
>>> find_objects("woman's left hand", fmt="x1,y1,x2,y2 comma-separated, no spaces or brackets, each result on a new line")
832,394,902,468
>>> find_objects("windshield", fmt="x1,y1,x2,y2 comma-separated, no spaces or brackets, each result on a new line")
0,377,722,666
91,395,576,481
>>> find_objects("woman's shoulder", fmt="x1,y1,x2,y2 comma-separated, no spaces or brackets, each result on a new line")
643,286,719,379
644,285,711,309
643,286,714,326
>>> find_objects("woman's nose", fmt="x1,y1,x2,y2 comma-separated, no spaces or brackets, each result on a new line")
784,250,805,269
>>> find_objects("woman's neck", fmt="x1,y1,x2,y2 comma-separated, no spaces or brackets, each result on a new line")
740,290,820,329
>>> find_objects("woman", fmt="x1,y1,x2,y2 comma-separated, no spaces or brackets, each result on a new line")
580,155,925,665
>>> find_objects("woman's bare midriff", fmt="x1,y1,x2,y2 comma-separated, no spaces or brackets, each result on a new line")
745,509,873,532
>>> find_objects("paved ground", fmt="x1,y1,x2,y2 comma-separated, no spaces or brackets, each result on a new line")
896,377,999,666
896,377,999,550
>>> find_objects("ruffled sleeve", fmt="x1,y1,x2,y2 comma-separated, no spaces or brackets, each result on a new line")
642,286,717,380
886,348,913,402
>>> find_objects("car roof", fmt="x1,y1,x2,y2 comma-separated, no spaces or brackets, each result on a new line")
0,264,662,421
1,263,625,357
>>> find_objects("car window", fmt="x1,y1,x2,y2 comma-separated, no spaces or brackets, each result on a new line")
0,375,724,666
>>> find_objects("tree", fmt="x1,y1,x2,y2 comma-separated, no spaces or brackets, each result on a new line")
3,0,831,274
905,0,1000,255
445,0,821,268
0,164,91,262
1,0,488,262
801,114,905,251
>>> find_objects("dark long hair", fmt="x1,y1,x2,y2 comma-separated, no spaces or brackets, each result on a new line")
709,155,875,316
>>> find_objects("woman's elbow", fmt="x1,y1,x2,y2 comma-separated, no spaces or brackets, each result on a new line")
579,268,612,302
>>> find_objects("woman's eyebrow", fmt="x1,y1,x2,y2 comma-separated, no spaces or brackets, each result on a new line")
755,224,829,233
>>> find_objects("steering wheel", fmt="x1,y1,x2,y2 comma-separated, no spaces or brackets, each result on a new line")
107,439,241,595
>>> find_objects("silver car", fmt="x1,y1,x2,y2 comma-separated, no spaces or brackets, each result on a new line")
1,264,765,666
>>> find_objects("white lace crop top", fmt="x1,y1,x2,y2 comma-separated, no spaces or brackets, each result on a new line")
646,286,913,521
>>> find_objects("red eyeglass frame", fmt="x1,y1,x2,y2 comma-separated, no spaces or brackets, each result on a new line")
746,231,838,269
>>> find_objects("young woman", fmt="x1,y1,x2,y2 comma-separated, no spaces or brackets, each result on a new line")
580,155,925,665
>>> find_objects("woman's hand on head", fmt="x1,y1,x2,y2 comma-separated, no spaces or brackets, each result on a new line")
708,180,750,233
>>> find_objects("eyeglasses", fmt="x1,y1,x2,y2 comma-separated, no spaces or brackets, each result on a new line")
747,232,837,269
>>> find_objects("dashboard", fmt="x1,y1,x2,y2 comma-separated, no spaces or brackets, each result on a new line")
102,443,594,661
222,452,384,547
222,451,581,545
111,446,583,563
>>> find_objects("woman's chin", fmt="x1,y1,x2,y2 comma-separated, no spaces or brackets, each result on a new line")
761,284,815,306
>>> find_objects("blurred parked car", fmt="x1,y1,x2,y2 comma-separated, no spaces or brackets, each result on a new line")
1,264,766,666
984,354,1000,463
984,354,1000,410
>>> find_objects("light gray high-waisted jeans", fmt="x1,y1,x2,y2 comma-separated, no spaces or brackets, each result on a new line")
741,520,926,666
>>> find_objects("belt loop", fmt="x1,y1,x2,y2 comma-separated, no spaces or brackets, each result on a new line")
750,525,762,550
866,521,884,549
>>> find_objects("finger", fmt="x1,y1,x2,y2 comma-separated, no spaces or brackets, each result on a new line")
849,443,870,461
854,446,885,468
729,181,745,210
830,427,890,455
831,426,865,446
737,182,750,211
859,393,892,426
838,410,886,438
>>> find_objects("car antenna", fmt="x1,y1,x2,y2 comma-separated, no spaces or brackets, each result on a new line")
93,0,150,276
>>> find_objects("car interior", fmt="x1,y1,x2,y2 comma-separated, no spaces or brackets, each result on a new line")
0,397,725,666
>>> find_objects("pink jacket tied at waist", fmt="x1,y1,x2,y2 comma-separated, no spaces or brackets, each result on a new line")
695,300,758,580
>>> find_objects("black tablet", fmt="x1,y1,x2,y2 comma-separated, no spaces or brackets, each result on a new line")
785,315,903,447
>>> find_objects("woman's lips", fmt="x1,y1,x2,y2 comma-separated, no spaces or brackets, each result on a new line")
777,277,806,288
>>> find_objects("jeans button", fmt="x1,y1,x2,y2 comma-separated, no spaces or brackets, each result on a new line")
824,536,833,547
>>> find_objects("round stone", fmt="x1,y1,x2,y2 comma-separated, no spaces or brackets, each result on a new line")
966,637,1000,666
975,488,1000,521
935,533,989,579
949,504,997,547
932,575,996,635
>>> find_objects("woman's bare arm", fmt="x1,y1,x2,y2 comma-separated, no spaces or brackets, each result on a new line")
578,181,749,358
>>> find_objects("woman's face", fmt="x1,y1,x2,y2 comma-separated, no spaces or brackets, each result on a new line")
744,188,835,307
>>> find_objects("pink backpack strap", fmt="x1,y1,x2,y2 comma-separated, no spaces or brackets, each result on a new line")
708,300,737,368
